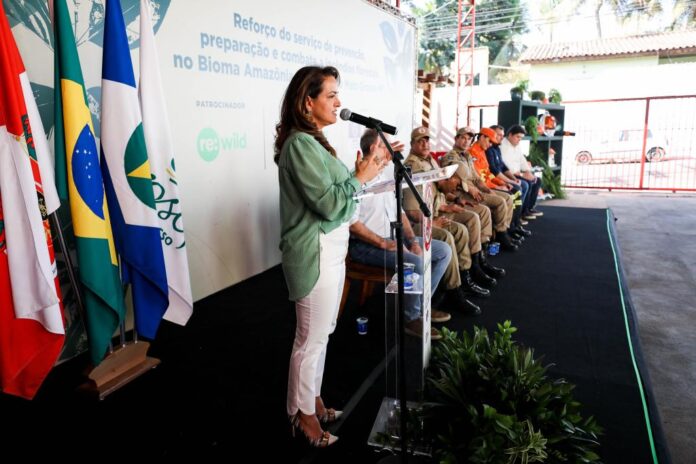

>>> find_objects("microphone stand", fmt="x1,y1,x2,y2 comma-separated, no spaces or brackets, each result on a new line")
373,125,430,464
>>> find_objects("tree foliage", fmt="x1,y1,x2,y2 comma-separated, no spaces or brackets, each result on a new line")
413,0,528,80
539,0,694,37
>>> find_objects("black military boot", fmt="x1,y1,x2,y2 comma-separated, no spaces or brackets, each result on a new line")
470,253,497,288
512,226,532,237
510,231,525,243
478,251,506,278
460,269,490,297
447,287,482,316
498,231,519,251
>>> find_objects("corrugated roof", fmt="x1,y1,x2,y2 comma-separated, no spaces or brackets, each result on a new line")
520,30,696,63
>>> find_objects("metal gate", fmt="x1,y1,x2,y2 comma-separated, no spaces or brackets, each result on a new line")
468,95,696,192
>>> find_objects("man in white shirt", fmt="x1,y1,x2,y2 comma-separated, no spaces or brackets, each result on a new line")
499,125,544,218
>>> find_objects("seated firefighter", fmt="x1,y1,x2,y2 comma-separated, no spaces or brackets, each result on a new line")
468,127,523,251
348,129,454,340
403,126,499,293
440,126,519,252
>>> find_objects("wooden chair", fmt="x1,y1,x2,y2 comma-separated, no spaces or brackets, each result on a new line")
339,257,392,319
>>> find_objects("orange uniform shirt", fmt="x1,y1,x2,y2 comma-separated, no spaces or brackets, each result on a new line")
469,143,506,188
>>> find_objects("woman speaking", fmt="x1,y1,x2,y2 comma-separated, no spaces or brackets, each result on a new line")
274,66,383,447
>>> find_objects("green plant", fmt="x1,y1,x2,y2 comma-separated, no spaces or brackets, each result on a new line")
528,144,566,199
524,116,539,144
515,79,530,96
548,88,563,104
530,90,546,101
426,322,599,463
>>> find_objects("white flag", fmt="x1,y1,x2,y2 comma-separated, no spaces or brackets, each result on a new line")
139,0,193,325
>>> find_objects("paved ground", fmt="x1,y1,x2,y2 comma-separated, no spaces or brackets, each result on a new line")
546,190,696,464
561,157,696,190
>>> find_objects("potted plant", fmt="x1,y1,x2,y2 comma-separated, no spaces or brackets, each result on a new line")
426,322,599,462
530,90,546,102
511,79,529,101
548,88,563,104
510,86,524,101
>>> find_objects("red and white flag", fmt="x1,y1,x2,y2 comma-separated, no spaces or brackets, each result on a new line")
0,4,64,399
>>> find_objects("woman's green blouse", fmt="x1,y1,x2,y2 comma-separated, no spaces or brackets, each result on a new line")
277,131,361,301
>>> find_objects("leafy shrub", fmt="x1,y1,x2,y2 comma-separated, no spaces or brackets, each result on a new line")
528,144,566,199
530,90,546,101
426,322,601,463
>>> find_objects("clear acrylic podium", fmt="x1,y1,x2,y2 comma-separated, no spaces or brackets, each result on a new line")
353,165,456,458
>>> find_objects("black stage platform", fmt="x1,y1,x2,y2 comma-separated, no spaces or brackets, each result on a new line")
1,206,669,463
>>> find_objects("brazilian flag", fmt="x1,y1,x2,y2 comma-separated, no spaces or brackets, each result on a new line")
53,0,124,365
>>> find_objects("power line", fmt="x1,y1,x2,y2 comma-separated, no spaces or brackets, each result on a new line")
421,1,696,40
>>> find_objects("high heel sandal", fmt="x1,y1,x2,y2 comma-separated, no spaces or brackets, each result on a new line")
290,415,338,448
317,408,343,424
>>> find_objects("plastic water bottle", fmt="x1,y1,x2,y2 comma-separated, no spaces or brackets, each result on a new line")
403,263,415,290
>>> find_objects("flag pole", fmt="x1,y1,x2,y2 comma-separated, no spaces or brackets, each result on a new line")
119,321,127,347
50,212,118,356
49,212,87,322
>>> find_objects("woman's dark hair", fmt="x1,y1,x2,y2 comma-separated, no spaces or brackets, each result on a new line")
274,66,340,164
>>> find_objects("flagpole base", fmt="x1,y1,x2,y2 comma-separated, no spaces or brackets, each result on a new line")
79,341,160,400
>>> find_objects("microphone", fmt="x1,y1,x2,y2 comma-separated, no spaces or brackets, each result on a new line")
340,108,398,135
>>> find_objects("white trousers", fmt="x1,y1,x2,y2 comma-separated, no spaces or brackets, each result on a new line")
287,224,349,417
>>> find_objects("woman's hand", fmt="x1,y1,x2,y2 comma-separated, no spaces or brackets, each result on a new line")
355,150,385,185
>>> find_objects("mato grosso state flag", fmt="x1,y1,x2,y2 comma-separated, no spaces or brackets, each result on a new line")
139,0,193,326
53,0,124,365
101,0,168,338
0,3,64,399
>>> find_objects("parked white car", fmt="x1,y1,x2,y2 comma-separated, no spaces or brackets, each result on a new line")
575,129,669,164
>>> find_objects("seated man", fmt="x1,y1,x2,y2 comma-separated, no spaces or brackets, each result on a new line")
349,129,455,340
435,172,505,288
487,125,532,237
500,125,543,219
